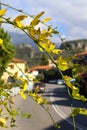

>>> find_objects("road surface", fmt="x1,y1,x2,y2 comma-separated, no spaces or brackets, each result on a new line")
0,83,87,130
44,83,87,130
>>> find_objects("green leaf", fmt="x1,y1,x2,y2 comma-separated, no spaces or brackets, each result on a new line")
72,108,80,116
0,117,7,128
11,108,18,116
72,108,87,117
10,117,16,127
72,87,87,101
57,57,69,71
21,112,32,119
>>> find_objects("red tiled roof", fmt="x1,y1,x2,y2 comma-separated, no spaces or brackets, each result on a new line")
28,65,52,72
75,51,87,56
78,72,87,78
12,58,26,63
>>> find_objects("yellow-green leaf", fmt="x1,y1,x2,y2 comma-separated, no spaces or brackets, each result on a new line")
23,80,27,91
0,39,3,46
63,75,76,90
13,15,27,28
57,57,69,71
30,12,44,26
63,75,87,101
0,118,7,128
2,45,11,54
34,11,44,20
13,72,18,78
0,9,7,16
52,49,62,54
72,108,87,117
20,90,26,100
14,15,27,22
49,43,55,51
42,17,51,23
30,19,40,27
11,108,18,116
18,77,28,91
21,112,31,119
72,88,87,101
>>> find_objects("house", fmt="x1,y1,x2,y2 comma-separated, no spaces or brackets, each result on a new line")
1,58,26,82
75,51,87,65
75,51,87,56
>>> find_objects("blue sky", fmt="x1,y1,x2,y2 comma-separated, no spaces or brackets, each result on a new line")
1,0,87,44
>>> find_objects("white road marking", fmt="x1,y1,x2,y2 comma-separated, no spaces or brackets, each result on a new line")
50,92,87,130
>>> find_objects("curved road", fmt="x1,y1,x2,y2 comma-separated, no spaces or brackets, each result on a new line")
44,83,87,130
1,83,87,130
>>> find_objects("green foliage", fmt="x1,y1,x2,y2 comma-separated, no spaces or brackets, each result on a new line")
21,112,32,119
40,53,49,65
44,68,62,82
72,108,87,117
36,73,45,82
0,28,15,76
15,44,48,67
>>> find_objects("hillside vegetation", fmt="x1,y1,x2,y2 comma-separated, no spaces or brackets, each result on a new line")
15,43,48,67
60,39,87,53
15,39,87,67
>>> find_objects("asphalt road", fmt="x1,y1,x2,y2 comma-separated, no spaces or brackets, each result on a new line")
44,83,87,130
0,83,87,130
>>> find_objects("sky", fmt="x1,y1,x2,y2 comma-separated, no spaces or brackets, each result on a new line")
1,0,87,44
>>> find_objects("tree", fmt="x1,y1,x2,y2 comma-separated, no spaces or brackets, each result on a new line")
0,28,15,77
40,53,49,65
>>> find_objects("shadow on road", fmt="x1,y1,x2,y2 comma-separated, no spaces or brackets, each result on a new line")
42,85,87,130
43,85,87,108
43,113,87,130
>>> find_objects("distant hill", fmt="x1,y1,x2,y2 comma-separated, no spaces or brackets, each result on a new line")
9,32,38,50
15,43,37,60
60,39,87,51
9,32,87,52
15,43,48,67
9,32,87,65
59,39,87,58
9,32,61,50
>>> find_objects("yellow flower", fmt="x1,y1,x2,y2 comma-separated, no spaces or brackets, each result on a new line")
0,118,7,127
0,9,7,16
20,90,26,100
13,15,27,28
0,39,3,46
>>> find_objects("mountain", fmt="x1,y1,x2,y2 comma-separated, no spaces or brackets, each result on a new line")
8,32,87,52
9,32,87,59
15,43,37,59
9,32,60,50
9,32,38,50
60,39,87,51
10,33,87,67
14,43,48,67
